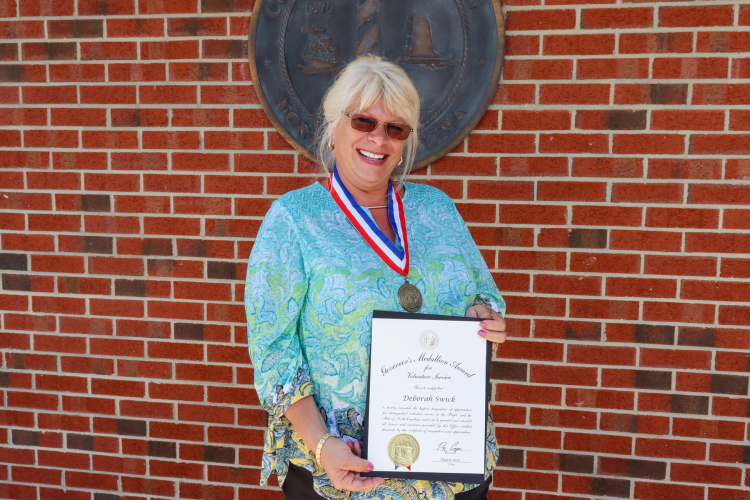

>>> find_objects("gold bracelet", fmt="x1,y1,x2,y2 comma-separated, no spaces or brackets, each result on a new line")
315,433,338,464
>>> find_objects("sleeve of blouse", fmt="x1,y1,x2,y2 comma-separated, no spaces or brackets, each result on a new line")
245,200,315,484
455,205,507,318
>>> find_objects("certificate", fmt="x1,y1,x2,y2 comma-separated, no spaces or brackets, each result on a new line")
361,310,491,483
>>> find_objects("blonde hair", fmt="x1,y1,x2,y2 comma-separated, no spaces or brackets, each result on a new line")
315,54,420,177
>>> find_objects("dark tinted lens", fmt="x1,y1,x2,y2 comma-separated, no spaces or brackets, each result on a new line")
350,115,377,133
386,123,410,140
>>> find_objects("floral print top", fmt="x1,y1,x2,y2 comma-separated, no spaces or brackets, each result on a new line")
245,181,506,500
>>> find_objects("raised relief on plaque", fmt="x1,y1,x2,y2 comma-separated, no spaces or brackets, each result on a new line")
298,25,341,75
249,0,505,171
398,15,457,69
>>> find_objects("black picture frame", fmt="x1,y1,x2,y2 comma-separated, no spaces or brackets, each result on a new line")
360,310,492,483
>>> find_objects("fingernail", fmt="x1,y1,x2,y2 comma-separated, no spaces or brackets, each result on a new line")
478,330,486,337
366,463,374,472
479,322,487,327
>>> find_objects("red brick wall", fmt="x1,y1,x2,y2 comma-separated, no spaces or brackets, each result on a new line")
1,0,749,498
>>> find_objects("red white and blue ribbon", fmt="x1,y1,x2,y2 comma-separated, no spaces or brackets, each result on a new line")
327,166,409,276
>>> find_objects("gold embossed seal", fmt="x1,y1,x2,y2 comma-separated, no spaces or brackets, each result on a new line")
387,433,420,468
419,330,439,350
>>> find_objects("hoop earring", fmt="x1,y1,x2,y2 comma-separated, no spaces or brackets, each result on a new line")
329,138,334,151
398,156,404,166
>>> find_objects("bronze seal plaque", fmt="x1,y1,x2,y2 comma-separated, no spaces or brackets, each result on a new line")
248,0,505,171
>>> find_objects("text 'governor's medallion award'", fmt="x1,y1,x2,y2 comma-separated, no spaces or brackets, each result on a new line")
248,0,505,171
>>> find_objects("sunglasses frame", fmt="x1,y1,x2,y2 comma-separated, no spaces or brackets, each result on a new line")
342,112,413,141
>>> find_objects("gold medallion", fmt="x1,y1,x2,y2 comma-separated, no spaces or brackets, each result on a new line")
398,283,422,313
387,433,420,468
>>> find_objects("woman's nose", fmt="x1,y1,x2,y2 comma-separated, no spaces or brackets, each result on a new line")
368,123,388,143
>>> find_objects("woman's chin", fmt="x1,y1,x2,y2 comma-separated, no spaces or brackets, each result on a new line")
355,157,398,178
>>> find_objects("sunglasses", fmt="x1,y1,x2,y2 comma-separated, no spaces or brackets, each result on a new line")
343,112,413,141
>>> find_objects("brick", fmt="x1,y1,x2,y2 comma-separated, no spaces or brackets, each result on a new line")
643,301,716,324
690,184,750,205
168,16,226,36
544,34,615,55
539,133,608,154
636,437,705,460
687,233,750,254
732,58,750,78
172,152,231,171
570,299,639,320
0,21,45,39
493,470,558,492
499,157,568,177
649,158,722,180
498,205,567,225
502,110,570,131
540,84,610,104
710,443,750,464
671,463,741,486
109,62,166,81
576,110,646,131
570,252,640,274
691,135,750,155
0,106,47,124
653,57,729,79
534,274,601,296
505,35,539,56
573,157,643,178
641,348,710,370
565,431,632,454
491,83,536,105
721,259,750,278
111,108,168,128
645,255,716,277
621,32,694,54
693,84,750,105
499,251,566,272
202,39,247,59
730,110,750,131
598,457,666,480
506,9,575,30
583,8,652,29
89,298,144,318
682,281,750,303
635,482,704,500
652,110,725,131
614,134,685,155
577,58,649,80
25,129,79,148
504,59,572,81
719,305,750,326
107,18,162,37
139,84,197,104
467,181,533,201
78,0,134,15
467,133,536,154
660,5,734,28
674,417,745,440
530,365,598,386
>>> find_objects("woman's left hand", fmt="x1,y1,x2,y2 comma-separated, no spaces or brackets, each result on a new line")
465,304,507,349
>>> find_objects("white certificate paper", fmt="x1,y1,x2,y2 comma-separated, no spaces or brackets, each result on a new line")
361,311,490,483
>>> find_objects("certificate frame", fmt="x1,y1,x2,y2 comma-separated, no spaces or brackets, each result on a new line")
361,310,492,483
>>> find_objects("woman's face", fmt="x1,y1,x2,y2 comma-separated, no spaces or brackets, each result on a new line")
332,99,407,193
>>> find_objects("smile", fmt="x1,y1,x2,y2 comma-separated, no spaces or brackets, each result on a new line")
358,149,386,161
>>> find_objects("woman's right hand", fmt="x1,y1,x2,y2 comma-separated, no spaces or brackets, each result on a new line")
319,437,385,492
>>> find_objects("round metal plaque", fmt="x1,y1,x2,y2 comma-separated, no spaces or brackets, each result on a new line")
248,0,505,172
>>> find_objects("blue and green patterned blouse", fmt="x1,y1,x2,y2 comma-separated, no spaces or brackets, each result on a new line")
245,181,506,500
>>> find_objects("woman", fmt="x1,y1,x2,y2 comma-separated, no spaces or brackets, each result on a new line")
245,55,507,500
